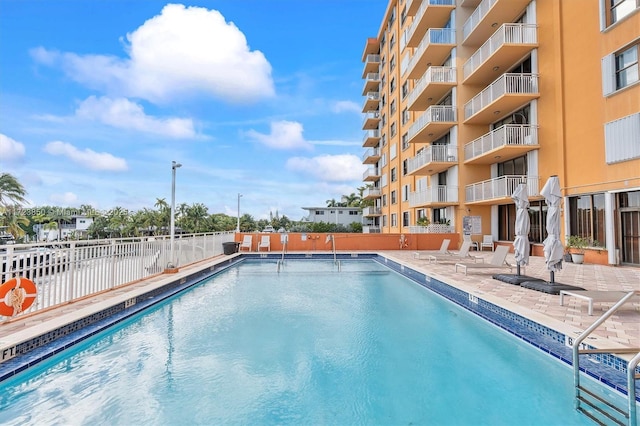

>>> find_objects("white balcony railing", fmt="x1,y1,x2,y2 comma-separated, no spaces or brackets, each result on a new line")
362,167,380,180
465,175,539,202
407,66,456,106
464,73,538,120
364,187,381,198
405,28,456,77
409,185,459,207
362,147,380,162
362,206,382,216
362,111,380,127
362,129,380,144
407,145,458,173
463,24,537,79
408,105,456,141
407,224,455,234
464,124,538,160
462,0,498,41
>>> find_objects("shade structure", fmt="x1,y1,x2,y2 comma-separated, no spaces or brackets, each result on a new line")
540,175,564,280
512,182,530,274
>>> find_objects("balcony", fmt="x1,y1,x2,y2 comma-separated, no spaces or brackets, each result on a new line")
405,29,456,79
464,124,539,164
362,129,381,148
463,24,538,85
362,167,381,182
465,175,539,205
362,92,380,113
362,147,381,164
462,0,531,46
406,0,456,48
463,73,539,124
362,206,382,217
362,111,381,130
460,0,481,6
362,54,381,78
361,38,380,62
363,225,381,234
409,185,459,208
407,66,456,111
362,72,381,95
406,0,421,16
407,145,458,176
407,105,457,143
407,224,455,233
363,187,382,200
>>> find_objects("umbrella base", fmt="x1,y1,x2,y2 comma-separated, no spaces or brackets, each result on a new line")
492,274,543,285
520,280,585,295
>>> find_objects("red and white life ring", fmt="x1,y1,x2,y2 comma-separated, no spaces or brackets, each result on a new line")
0,277,37,317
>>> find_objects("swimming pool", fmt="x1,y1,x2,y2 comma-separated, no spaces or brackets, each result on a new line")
0,258,630,424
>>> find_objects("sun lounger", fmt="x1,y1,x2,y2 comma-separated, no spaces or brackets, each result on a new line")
413,239,451,259
559,290,633,315
455,246,513,275
428,241,482,264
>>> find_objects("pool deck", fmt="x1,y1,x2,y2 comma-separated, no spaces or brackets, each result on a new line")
1,250,639,361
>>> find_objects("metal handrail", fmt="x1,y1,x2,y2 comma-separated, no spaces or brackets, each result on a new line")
572,290,640,426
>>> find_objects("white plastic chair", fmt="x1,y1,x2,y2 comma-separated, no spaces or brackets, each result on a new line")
258,235,271,252
481,235,494,251
239,235,253,252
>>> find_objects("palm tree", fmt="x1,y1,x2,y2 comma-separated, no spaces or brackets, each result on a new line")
326,198,338,207
0,205,29,239
0,173,27,207
155,197,170,234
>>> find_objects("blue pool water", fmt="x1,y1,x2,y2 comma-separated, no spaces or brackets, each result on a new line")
0,259,614,425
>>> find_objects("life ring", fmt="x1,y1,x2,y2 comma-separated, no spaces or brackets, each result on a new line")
0,277,37,317
399,234,408,249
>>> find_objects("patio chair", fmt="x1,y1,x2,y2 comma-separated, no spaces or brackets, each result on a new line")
455,245,513,275
258,235,271,252
480,235,494,251
239,235,253,252
463,233,479,251
427,241,482,264
413,239,451,259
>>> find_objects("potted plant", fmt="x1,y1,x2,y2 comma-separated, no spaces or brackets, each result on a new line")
566,235,589,264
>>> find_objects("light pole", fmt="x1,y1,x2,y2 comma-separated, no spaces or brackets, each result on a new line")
169,160,182,269
236,193,243,232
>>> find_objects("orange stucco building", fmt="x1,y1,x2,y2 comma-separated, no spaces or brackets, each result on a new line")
361,0,640,266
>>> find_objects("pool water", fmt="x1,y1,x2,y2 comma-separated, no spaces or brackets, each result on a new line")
0,259,609,425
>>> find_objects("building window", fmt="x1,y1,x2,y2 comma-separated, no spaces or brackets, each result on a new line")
400,6,407,26
315,210,325,215
615,44,639,89
497,155,527,176
569,193,606,246
401,108,410,125
382,194,387,207
382,215,388,227
380,34,386,50
381,113,386,127
402,159,408,175
402,185,409,201
391,213,397,227
402,211,410,227
390,122,397,137
381,93,386,108
349,210,359,215
390,34,395,50
402,133,409,150
381,133,387,147
391,190,397,204
610,0,639,25
390,55,396,72
390,77,396,93
390,99,396,115
391,167,397,182
402,81,409,99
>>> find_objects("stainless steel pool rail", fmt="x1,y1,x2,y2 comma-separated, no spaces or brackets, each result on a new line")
572,291,640,426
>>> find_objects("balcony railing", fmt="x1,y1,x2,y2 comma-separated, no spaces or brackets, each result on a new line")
464,73,538,120
362,54,381,77
362,206,382,216
465,175,539,203
409,185,459,207
463,0,498,41
362,111,380,128
362,91,380,112
408,105,456,141
407,145,458,174
405,0,456,47
463,24,537,80
362,129,380,147
362,225,381,234
362,147,380,162
405,28,456,77
363,187,381,199
407,224,455,233
362,167,380,181
464,124,538,160
407,66,456,108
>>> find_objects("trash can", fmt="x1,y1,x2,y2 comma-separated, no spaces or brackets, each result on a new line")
223,241,240,255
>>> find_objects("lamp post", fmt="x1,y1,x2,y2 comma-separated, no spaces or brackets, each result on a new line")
236,193,243,232
169,160,182,269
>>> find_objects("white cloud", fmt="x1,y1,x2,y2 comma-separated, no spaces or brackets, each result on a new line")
50,192,79,205
246,120,313,150
0,134,26,160
76,96,196,138
286,154,366,182
331,100,361,114
31,4,275,104
43,141,128,171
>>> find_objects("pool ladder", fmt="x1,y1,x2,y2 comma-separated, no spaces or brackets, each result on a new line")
277,238,288,272
572,291,640,426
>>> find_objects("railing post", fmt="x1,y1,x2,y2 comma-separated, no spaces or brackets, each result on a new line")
67,242,76,302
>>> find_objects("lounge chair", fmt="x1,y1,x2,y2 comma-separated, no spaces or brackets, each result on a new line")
559,290,636,315
480,235,494,251
258,235,271,252
428,241,482,264
239,235,253,252
463,234,479,251
455,245,513,275
413,239,450,259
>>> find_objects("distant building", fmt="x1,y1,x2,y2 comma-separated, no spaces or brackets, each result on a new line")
301,207,365,227
34,215,94,241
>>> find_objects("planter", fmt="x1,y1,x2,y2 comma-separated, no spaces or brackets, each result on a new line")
563,253,573,262
570,253,585,264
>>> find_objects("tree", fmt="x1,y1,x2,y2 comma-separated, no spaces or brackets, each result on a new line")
0,173,27,207
0,205,29,239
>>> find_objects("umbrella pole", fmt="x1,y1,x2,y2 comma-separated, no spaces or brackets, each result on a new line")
516,264,521,276
550,271,555,284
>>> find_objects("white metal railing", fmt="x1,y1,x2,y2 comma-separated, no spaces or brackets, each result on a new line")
409,185,459,207
408,145,458,174
363,72,380,84
407,66,456,107
465,175,539,202
362,91,380,110
464,124,538,160
362,111,381,127
362,167,380,180
405,28,456,77
463,24,538,79
462,0,498,41
362,206,382,216
408,224,455,233
363,225,381,234
362,147,380,162
408,105,457,141
407,0,456,46
364,187,381,198
362,129,380,144
0,232,235,318
464,73,539,120
362,54,381,75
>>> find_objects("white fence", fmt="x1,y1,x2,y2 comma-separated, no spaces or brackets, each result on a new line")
1,232,235,319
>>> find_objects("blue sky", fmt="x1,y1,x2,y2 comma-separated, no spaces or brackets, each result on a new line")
0,0,386,220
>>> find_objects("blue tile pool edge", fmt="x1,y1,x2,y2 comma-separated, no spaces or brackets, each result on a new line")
0,252,637,402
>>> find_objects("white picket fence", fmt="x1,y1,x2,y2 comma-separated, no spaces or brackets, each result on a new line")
0,232,235,318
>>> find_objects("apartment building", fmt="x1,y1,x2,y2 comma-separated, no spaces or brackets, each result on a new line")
361,0,640,265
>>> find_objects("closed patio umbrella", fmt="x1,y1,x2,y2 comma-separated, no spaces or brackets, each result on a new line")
512,183,530,275
541,175,564,282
